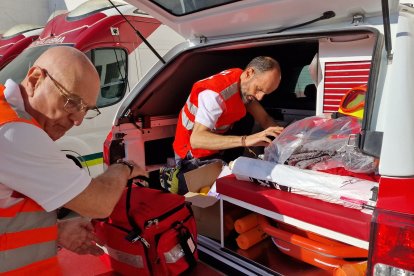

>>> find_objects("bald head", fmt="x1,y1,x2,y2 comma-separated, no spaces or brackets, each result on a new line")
34,46,93,71
33,46,100,105
22,46,100,140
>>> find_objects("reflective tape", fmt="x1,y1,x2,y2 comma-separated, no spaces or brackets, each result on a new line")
106,245,145,268
164,243,184,263
220,82,238,100
0,240,57,272
0,209,56,235
181,110,194,131
186,99,197,116
181,82,238,132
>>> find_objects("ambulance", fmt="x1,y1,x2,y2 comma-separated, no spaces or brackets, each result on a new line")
102,0,414,274
0,24,43,69
0,0,184,177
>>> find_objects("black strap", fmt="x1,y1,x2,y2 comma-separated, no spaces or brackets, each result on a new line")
177,225,198,268
125,175,165,233
135,174,170,193
125,179,141,234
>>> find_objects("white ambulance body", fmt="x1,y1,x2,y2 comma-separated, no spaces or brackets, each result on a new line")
103,0,414,274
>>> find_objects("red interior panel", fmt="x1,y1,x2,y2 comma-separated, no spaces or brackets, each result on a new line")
323,61,371,113
216,175,372,241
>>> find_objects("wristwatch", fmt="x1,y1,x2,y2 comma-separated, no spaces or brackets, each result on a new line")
116,159,134,176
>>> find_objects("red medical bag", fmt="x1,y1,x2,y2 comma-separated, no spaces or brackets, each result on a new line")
94,181,198,276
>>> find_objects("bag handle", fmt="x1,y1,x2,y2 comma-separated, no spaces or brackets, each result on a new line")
124,175,167,237
125,178,147,235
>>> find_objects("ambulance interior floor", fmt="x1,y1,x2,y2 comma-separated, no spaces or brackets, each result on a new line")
58,248,224,276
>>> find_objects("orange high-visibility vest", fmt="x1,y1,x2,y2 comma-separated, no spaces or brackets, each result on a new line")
0,84,60,275
173,68,247,159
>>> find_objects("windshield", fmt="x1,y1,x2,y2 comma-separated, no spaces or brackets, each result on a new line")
0,45,69,84
1,24,42,39
151,0,239,15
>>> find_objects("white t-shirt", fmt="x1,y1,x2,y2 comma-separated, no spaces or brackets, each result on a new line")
195,90,226,129
0,79,91,211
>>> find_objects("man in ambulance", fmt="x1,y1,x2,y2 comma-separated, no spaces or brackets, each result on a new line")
170,56,284,194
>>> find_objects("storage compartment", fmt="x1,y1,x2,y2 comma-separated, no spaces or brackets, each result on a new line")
222,202,335,275
217,175,372,246
259,217,368,274
220,200,369,275
111,31,376,178
129,40,319,119
144,137,174,166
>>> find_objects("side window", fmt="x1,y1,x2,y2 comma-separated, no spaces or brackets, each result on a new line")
263,63,316,111
294,65,315,98
87,48,128,108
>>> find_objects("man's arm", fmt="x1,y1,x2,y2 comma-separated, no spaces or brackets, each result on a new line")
190,122,243,150
190,91,283,151
64,162,147,218
190,121,282,149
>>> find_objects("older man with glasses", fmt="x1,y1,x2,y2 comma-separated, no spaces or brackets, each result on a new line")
0,46,147,274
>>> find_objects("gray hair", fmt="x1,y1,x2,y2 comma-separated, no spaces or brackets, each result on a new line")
245,56,280,73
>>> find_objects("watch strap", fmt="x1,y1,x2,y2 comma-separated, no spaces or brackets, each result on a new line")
116,159,134,176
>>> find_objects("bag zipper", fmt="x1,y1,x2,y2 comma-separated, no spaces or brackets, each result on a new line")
145,203,186,228
107,223,151,248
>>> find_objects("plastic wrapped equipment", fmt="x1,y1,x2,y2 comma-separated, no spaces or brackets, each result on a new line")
264,116,377,174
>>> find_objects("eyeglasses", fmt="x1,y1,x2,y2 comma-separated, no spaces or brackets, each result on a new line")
42,68,101,119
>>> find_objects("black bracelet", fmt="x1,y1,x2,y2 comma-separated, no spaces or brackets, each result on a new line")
116,159,134,177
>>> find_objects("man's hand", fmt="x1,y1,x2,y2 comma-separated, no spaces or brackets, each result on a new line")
244,126,284,147
57,217,104,256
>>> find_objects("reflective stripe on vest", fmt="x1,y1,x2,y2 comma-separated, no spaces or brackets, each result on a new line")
180,83,239,133
181,109,194,130
180,109,232,134
3,256,61,275
0,84,59,274
221,82,239,101
173,69,247,159
186,98,197,115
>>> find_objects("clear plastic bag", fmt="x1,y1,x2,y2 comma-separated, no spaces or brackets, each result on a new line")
337,137,377,173
264,116,329,165
264,116,376,173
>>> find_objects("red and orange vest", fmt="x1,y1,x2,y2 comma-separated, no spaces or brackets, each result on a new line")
0,84,60,275
173,69,247,159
